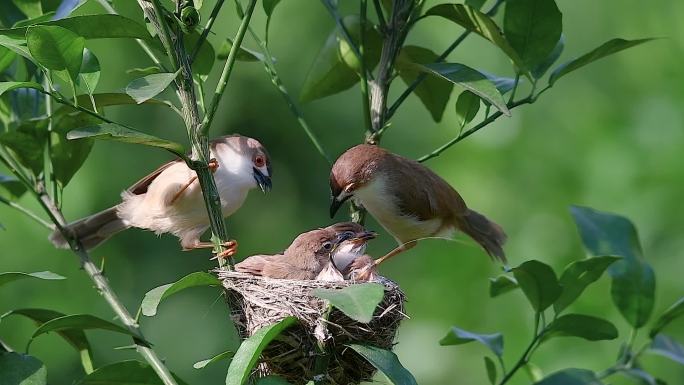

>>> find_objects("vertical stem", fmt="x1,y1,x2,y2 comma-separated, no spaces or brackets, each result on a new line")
43,77,58,207
358,0,373,134
190,0,226,63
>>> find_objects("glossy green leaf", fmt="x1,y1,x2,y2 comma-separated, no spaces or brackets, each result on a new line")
49,112,97,186
3,308,93,373
30,314,146,344
76,360,189,385
650,297,684,337
504,0,563,70
125,72,178,104
142,272,221,317
482,72,517,95
455,90,480,127
300,15,381,102
193,350,233,369
420,63,510,116
256,376,291,385
185,32,214,76
263,0,282,17
0,35,31,60
0,271,65,288
12,12,56,28
484,356,497,385
649,334,684,365
549,38,654,85
0,352,47,385
534,368,603,385
554,256,621,313
0,15,152,41
512,260,562,312
67,123,186,159
348,344,418,385
489,275,518,297
0,81,43,96
27,25,84,83
395,45,453,122
78,48,100,95
543,314,618,341
217,38,265,62
532,35,564,79
126,66,161,77
439,326,503,357
226,317,297,385
425,4,525,70
0,175,27,199
0,46,16,73
313,282,384,323
12,0,42,18
610,258,656,328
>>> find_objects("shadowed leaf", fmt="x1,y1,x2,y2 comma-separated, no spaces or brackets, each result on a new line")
0,14,152,40
489,275,518,297
67,123,186,159
532,35,564,79
543,314,618,341
0,175,27,199
649,334,684,365
455,90,480,127
30,314,147,345
440,326,503,357
76,360,189,385
484,356,497,385
125,72,178,104
0,271,65,288
534,368,603,385
0,352,46,385
554,256,621,313
512,260,561,312
217,38,265,62
504,0,563,70
349,344,417,385
650,297,684,337
27,25,84,84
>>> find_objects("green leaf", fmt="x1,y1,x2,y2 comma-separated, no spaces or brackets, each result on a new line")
27,25,84,84
503,0,563,70
0,46,16,73
0,352,46,385
193,350,233,369
2,308,93,373
263,0,282,17
0,35,31,60
300,15,381,102
512,260,562,312
466,0,486,10
30,314,146,345
439,326,503,357
226,317,297,385
0,15,152,41
78,48,100,95
0,126,45,174
0,175,27,199
489,275,519,297
256,376,291,385
185,32,214,76
49,112,97,186
0,81,43,96
526,363,544,382
313,283,384,323
484,356,497,385
395,45,453,122
76,360,189,385
12,0,42,19
543,314,618,341
455,90,480,127
623,369,658,385
424,4,526,71
650,297,684,337
649,334,684,365
217,38,265,62
549,38,654,86
611,258,656,328
126,66,161,77
532,35,564,79
56,93,169,116
420,63,510,116
67,123,186,159
534,368,603,385
348,344,418,385
0,271,65,288
12,12,56,28
142,272,221,317
125,72,178,104
554,256,621,313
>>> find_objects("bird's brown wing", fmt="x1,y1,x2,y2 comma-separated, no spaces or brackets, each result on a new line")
127,160,181,195
235,254,282,276
385,154,467,221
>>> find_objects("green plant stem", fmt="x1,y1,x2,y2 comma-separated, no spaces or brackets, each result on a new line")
358,0,373,134
320,0,366,76
234,1,331,164
498,312,544,385
0,196,54,230
201,0,257,134
372,0,387,30
190,0,225,63
42,77,58,207
418,97,534,162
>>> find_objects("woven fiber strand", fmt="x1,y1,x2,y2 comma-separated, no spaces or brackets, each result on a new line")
218,270,407,385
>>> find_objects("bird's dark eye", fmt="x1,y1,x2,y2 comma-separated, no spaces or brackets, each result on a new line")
254,155,266,168
322,242,332,251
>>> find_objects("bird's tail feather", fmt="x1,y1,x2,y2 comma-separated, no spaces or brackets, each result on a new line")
459,209,507,263
48,207,129,250
235,255,270,276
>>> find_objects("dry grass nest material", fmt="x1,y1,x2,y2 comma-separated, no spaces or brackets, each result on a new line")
217,270,408,385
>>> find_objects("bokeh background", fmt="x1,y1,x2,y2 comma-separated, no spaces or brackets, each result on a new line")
2,0,683,384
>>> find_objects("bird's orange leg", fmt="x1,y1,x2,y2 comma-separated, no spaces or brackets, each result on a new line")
373,240,417,267
185,240,238,259
168,159,219,205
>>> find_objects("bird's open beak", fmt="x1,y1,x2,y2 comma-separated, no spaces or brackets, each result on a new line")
329,194,351,218
333,231,355,247
351,230,377,243
253,168,272,192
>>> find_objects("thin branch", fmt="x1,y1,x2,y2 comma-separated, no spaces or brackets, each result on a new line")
372,0,387,31
358,0,373,134
0,196,54,230
498,312,544,385
190,0,226,63
319,0,366,77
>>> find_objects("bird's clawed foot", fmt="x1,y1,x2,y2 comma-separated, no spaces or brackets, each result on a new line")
211,240,238,260
208,158,219,173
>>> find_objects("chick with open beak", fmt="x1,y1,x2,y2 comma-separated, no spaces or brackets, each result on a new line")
316,225,377,282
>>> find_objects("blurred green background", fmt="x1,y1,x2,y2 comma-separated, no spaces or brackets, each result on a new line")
2,0,683,384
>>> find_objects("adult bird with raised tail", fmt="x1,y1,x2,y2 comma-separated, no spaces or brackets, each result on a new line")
50,134,272,257
329,144,507,267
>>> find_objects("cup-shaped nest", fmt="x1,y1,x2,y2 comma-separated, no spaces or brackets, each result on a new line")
218,270,407,385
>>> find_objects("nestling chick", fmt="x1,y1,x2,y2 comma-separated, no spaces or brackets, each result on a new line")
50,135,272,257
330,144,506,266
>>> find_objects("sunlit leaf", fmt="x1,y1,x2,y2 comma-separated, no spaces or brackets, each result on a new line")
0,271,65,288
0,352,47,385
12,0,42,19
226,317,297,385
30,314,147,345
504,0,563,70
534,368,603,385
489,275,518,297
12,12,56,28
27,25,84,84
313,283,384,323
0,14,152,41
141,272,221,317
549,38,654,86
193,350,233,369
512,260,561,312
67,123,186,159
78,48,100,95
395,45,453,122
348,344,418,385
554,256,621,313
439,326,503,357
125,72,178,104
0,81,43,96
543,314,618,341
649,334,684,365
76,360,189,385
420,63,510,116
650,297,684,337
